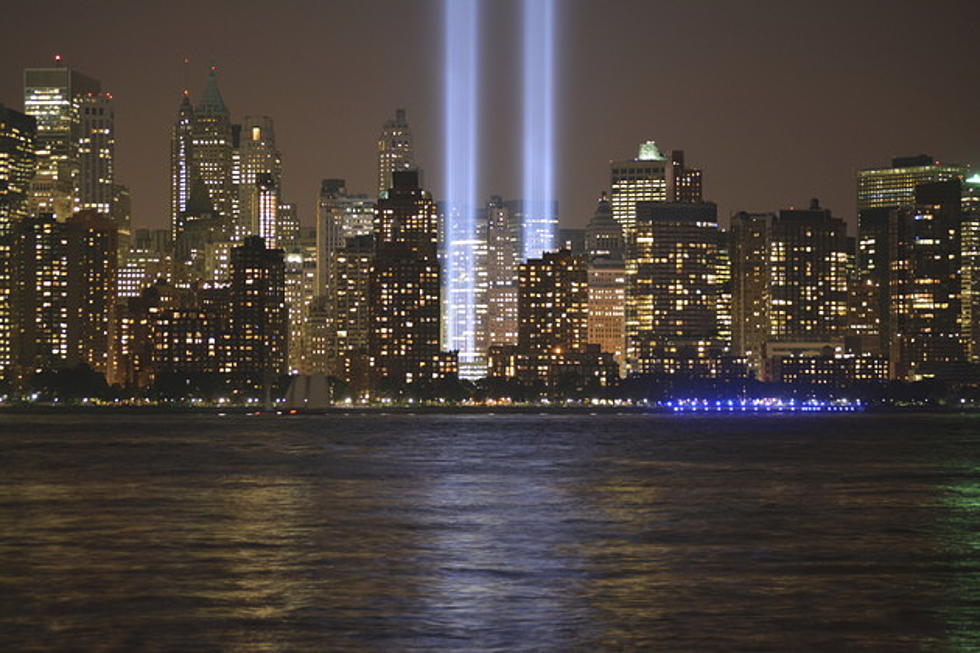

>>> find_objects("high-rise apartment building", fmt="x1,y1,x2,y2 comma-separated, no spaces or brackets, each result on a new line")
626,202,727,376
65,210,118,374
377,109,415,196
610,141,668,243
230,236,286,391
730,212,774,372
23,61,100,220
370,170,455,389
325,234,374,384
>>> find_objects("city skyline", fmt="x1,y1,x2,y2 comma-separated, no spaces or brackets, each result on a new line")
2,0,978,231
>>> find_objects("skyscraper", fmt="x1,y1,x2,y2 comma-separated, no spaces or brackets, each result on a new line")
0,105,36,378
192,66,235,225
377,109,415,196
482,197,520,349
730,212,775,373
857,155,966,212
230,236,287,391
315,179,375,298
585,195,626,372
77,91,114,215
667,150,703,203
238,115,282,242
370,170,455,389
626,201,727,376
610,141,668,243
170,92,195,244
23,61,100,220
65,210,118,374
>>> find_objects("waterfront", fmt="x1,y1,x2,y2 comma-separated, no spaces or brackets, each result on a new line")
1,413,979,650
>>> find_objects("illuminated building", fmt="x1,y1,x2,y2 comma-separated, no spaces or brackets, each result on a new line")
963,176,980,363
731,212,775,373
0,105,36,377
585,195,626,372
23,60,100,219
504,199,557,262
857,154,966,212
277,202,299,252
764,342,888,385
77,92,114,215
111,184,132,255
170,92,195,244
315,179,375,297
238,116,282,242
483,197,520,349
117,247,168,299
325,235,374,384
889,180,969,380
284,242,317,375
610,141,668,244
377,109,415,196
370,170,455,389
66,210,118,374
626,202,728,376
521,0,557,260
230,236,286,391
191,66,235,226
667,150,703,203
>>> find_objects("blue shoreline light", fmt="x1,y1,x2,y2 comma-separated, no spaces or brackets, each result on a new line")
521,0,557,260
444,0,480,371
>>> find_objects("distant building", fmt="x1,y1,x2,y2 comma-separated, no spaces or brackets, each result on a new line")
23,61,100,219
315,179,375,298
483,196,520,350
857,154,966,212
667,150,702,203
377,108,415,196
585,195,626,373
229,236,286,391
610,141,668,243
191,66,235,227
77,92,114,215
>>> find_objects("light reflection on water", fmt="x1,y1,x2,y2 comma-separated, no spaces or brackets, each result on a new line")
1,413,979,649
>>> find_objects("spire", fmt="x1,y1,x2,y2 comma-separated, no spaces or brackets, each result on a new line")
196,62,227,115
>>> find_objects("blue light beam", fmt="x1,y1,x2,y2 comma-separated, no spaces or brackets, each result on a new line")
444,0,480,370
522,0,557,260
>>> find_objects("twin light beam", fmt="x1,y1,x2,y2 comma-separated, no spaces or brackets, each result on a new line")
443,0,556,373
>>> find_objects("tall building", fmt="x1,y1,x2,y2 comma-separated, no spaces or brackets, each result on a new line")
191,66,235,226
377,108,415,196
626,202,727,376
23,61,100,220
0,105,36,378
370,170,455,389
483,197,520,349
315,179,375,297
10,215,70,380
730,212,775,372
230,236,286,391
610,141,668,243
585,195,626,372
962,176,980,364
170,92,195,244
857,155,966,212
889,181,969,380
238,115,282,242
325,234,374,384
77,92,114,215
65,210,118,374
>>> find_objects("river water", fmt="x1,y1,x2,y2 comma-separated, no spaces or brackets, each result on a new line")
1,413,979,650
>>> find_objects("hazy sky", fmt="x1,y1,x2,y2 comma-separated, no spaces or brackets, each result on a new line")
2,0,978,229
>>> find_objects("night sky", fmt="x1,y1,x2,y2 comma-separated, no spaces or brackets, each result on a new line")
2,0,978,229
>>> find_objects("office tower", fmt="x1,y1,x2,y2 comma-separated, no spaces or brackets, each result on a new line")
730,212,774,372
10,215,70,381
504,198,557,261
23,61,100,220
889,181,968,380
626,202,726,376
377,109,415,196
230,236,286,391
238,116,282,241
315,179,375,297
370,170,455,388
857,155,966,212
170,92,195,243
0,105,36,378
277,202,299,252
585,195,626,372
77,92,114,215
769,200,849,343
66,210,118,374
483,197,520,349
192,66,235,225
118,247,169,299
667,150,702,202
610,141,668,243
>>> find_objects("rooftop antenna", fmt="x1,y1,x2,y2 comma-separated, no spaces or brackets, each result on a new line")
182,56,190,96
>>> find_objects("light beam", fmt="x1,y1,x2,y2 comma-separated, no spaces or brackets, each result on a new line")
521,0,557,260
444,0,481,375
